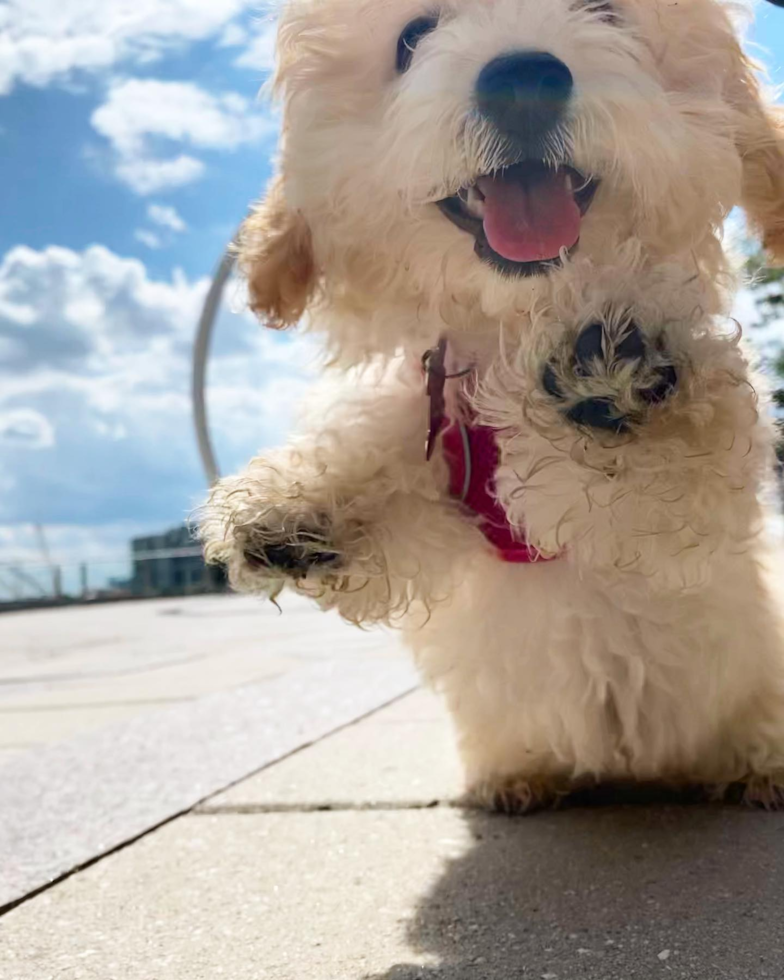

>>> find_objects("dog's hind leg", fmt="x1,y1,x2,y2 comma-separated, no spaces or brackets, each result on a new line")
467,772,577,815
700,654,784,810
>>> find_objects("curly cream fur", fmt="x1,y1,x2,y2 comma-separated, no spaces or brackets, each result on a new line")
201,361,484,624
201,0,784,810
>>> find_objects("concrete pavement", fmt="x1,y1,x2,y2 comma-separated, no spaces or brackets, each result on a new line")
0,593,416,909
3,596,784,978
5,688,784,978
0,593,399,756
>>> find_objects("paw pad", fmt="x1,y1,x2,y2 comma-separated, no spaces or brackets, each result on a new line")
543,320,677,433
241,524,340,576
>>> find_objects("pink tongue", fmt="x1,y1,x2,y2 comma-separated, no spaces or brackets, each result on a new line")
477,169,581,263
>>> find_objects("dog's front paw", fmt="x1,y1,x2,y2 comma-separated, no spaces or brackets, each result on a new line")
542,320,678,433
199,474,347,587
238,519,342,579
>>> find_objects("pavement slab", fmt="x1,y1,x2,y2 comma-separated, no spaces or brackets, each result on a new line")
0,700,164,747
0,647,295,716
0,593,395,708
0,657,417,911
4,805,784,980
5,689,784,979
0,594,405,761
204,689,463,810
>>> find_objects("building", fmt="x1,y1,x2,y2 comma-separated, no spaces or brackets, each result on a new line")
130,525,226,596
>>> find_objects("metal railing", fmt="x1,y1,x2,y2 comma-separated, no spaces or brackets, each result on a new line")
0,546,224,607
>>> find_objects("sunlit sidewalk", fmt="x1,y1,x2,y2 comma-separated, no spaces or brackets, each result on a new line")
0,593,393,761
4,682,784,979
3,594,784,978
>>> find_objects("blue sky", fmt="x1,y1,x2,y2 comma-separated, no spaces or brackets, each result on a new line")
755,4,784,82
0,0,319,586
0,1,783,589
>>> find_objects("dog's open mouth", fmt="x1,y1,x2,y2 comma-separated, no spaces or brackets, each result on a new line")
437,160,598,277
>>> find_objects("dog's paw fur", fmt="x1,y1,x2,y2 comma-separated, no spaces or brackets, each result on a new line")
542,319,678,433
739,774,784,811
468,774,573,815
693,774,784,810
241,522,341,577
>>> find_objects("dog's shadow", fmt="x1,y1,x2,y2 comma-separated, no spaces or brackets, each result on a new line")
365,787,784,979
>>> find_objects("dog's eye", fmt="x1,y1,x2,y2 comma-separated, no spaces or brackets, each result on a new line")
396,15,438,73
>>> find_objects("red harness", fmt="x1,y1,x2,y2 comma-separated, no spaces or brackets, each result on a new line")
424,339,556,564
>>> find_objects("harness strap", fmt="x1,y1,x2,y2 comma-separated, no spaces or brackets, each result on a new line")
423,338,559,564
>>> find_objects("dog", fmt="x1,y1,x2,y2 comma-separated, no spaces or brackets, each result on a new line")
201,0,784,813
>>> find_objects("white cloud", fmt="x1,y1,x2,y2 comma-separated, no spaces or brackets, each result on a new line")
0,521,145,566
733,283,784,357
135,204,187,249
115,154,205,196
218,23,249,49
235,18,277,72
134,229,163,249
0,243,317,536
148,203,187,233
0,0,255,95
91,78,275,193
0,408,55,449
0,243,208,374
92,79,272,154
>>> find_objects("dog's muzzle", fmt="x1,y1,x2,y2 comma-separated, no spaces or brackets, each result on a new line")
437,49,598,278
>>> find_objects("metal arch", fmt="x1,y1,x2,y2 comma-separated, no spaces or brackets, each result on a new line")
192,242,238,485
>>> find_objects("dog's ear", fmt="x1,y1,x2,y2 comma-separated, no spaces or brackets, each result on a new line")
237,176,317,329
732,53,784,264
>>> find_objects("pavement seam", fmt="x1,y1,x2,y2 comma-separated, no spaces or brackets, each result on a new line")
0,808,192,919
0,683,418,919
193,800,466,814
192,684,419,813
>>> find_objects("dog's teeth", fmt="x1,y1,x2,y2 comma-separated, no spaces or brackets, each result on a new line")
565,174,574,193
465,185,486,219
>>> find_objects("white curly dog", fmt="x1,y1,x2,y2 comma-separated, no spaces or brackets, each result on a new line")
201,0,784,812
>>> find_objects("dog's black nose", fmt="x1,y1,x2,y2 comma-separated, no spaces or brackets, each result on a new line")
475,51,573,145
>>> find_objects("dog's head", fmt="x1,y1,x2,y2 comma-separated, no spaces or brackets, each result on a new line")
240,0,784,345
